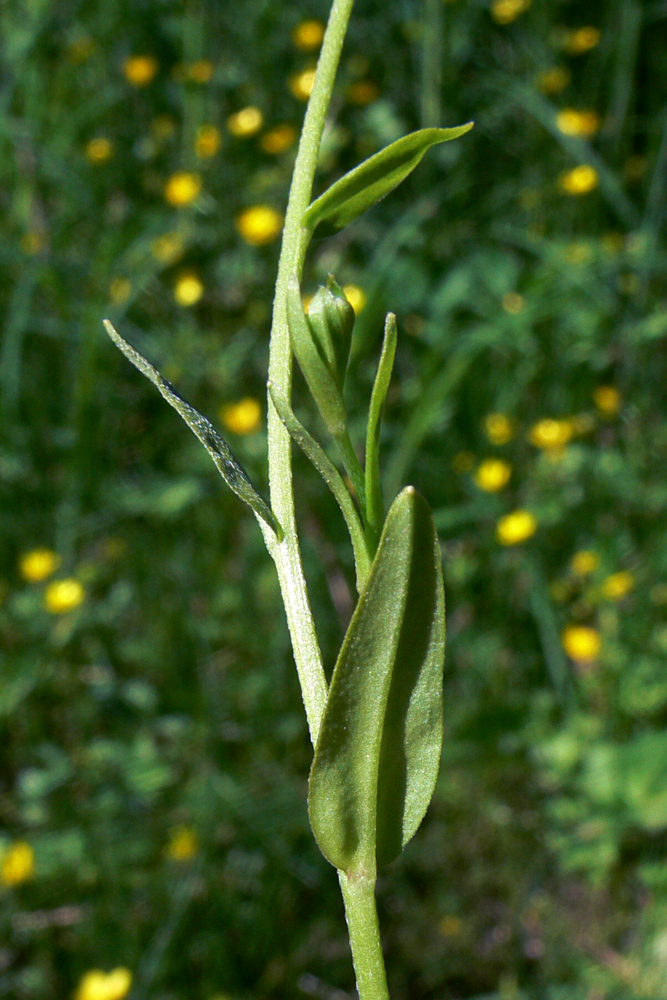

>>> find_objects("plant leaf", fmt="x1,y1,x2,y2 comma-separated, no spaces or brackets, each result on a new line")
308,487,446,874
364,312,397,549
103,320,282,540
302,124,473,234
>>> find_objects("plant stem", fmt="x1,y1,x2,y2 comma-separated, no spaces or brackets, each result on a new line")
339,871,390,1000
265,0,356,747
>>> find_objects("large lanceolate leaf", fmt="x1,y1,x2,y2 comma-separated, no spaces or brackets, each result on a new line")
302,124,473,234
308,488,446,874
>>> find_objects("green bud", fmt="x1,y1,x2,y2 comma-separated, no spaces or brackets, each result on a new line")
306,275,355,391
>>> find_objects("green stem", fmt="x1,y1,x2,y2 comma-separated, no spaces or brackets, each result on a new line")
339,871,390,1000
265,0,356,747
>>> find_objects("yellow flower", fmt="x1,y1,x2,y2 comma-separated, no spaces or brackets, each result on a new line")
1,841,34,885
227,106,263,138
173,273,204,307
342,284,366,314
164,172,202,207
565,241,593,265
221,398,262,435
593,385,620,417
195,124,221,158
558,165,598,195
528,418,573,451
292,20,325,50
151,232,185,264
491,0,531,25
570,550,599,576
19,549,61,583
85,137,114,164
185,60,214,83
74,969,132,1000
290,67,316,101
109,277,131,305
236,206,283,246
537,66,570,95
166,826,199,861
496,510,537,546
485,413,514,445
562,625,601,662
347,81,380,105
44,579,85,614
452,452,475,473
555,109,600,138
260,124,297,155
473,459,511,492
601,572,634,601
122,55,158,87
502,292,524,314
563,27,600,54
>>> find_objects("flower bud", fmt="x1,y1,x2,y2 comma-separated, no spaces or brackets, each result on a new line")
306,275,355,391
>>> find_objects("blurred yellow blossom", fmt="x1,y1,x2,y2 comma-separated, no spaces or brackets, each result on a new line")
109,277,131,304
1,841,34,886
537,66,570,95
348,80,380,105
173,273,203,307
602,572,634,601
565,242,593,265
45,579,85,614
195,125,221,158
151,232,184,264
491,0,531,25
19,548,61,582
85,137,114,163
556,109,600,138
221,398,262,435
558,165,598,195
562,625,601,662
529,418,573,451
260,124,297,154
290,67,316,101
21,231,46,254
593,385,621,416
563,27,600,54
453,452,475,473
292,20,325,50
236,206,283,246
166,826,199,861
496,510,537,545
164,172,202,207
502,292,524,314
123,55,158,86
227,107,263,138
342,284,366,314
74,968,132,1000
571,550,600,575
485,413,514,445
474,459,511,492
185,60,214,83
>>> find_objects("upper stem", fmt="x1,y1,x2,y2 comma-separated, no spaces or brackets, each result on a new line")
338,871,390,1000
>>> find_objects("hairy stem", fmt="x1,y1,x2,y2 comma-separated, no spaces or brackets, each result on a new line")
339,872,390,1000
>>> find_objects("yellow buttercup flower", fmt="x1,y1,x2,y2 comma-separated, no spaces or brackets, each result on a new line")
44,579,85,614
236,206,283,246
528,418,573,451
570,550,599,576
601,572,634,601
496,510,537,545
473,459,511,492
85,137,114,164
260,124,297,154
290,67,316,101
348,81,380,105
164,172,202,207
342,285,366,314
123,55,158,87
1,841,34,885
109,277,131,305
556,109,600,138
537,67,570,95
185,60,214,83
485,413,514,445
166,826,199,861
221,398,262,435
195,124,221,158
562,625,601,663
292,20,325,50
227,107,263,138
173,273,204,307
19,549,61,583
502,292,524,314
558,165,598,195
491,0,531,25
74,968,132,1000
151,232,185,264
563,27,600,54
593,385,620,417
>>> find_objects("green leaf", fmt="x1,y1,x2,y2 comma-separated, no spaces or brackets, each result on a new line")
364,313,397,548
302,124,473,234
103,320,282,540
308,487,446,874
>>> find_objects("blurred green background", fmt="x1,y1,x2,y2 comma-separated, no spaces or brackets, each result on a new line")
2,0,667,997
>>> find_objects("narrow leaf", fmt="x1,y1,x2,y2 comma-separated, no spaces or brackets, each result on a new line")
103,320,282,540
308,487,446,874
364,313,397,547
302,124,473,234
